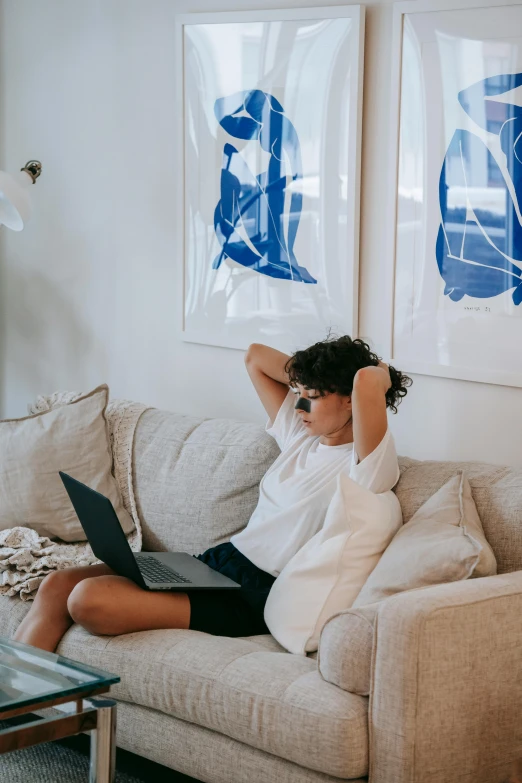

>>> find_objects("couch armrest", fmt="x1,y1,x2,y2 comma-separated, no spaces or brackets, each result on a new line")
318,585,450,696
318,601,380,695
367,572,522,783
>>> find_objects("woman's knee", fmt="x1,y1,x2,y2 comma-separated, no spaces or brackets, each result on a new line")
67,578,110,633
36,568,81,606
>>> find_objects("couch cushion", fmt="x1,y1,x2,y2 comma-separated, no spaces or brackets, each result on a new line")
1,595,32,638
397,456,522,574
263,474,402,655
116,699,368,783
133,409,281,553
49,623,368,779
352,471,497,608
0,384,134,542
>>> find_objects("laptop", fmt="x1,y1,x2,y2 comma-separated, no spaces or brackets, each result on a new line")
59,471,241,593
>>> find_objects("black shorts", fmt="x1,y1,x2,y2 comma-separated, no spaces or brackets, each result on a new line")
188,542,277,637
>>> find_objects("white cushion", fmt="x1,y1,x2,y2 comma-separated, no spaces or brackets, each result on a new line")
351,470,497,609
263,474,403,655
0,383,135,542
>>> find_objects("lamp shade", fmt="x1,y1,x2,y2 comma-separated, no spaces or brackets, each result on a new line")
0,169,33,231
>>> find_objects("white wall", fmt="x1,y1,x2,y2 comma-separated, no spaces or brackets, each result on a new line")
1,0,521,467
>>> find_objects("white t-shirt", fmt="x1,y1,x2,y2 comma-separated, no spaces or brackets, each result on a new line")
230,387,401,576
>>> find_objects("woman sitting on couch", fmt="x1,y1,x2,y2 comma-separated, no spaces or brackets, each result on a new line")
14,332,412,653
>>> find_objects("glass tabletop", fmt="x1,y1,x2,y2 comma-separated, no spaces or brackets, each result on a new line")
0,636,120,714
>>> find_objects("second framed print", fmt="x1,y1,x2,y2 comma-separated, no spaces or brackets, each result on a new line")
176,6,365,353
389,0,522,387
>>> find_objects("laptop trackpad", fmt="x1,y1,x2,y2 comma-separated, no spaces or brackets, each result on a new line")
151,551,241,589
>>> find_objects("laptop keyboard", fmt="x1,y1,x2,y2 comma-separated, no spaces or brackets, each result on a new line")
135,554,192,584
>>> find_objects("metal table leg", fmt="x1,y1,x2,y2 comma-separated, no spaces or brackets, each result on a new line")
87,698,117,783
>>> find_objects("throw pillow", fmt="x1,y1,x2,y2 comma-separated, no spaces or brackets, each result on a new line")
263,473,403,655
319,472,497,695
0,383,135,542
351,470,497,609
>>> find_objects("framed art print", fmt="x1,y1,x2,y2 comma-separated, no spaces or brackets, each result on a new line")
175,7,365,353
389,0,522,387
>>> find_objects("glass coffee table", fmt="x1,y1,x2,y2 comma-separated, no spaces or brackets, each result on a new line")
0,635,120,782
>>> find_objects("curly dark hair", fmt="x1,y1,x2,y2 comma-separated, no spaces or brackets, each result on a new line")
284,330,412,414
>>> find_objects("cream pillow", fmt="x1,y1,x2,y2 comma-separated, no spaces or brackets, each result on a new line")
351,470,497,609
0,383,135,542
263,473,403,656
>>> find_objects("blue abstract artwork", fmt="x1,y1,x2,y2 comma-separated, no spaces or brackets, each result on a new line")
212,89,317,285
437,72,522,305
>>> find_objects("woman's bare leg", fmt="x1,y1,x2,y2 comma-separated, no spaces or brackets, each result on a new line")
66,574,191,637
13,563,118,652
13,564,192,653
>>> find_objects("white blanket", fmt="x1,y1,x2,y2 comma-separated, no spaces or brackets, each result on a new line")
0,391,152,600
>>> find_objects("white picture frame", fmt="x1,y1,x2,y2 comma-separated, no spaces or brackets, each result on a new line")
175,6,365,354
388,0,522,387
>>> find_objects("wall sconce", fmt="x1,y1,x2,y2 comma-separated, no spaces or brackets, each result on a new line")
0,161,42,231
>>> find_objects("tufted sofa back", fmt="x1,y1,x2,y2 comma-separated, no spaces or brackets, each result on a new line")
132,408,521,573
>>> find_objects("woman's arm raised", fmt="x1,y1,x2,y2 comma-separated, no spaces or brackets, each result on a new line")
244,343,293,424
245,343,293,384
351,363,391,463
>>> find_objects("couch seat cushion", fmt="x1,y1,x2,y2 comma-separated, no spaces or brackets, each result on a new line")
2,595,32,637
47,622,368,778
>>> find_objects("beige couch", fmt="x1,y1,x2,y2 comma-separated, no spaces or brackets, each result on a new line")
3,405,522,783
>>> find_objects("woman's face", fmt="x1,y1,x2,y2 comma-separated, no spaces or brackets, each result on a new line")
292,382,353,446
